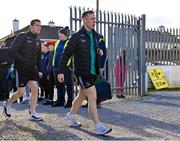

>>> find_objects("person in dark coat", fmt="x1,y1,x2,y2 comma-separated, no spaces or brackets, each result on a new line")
39,43,50,103
52,26,73,108
58,10,112,135
3,19,43,121
43,41,55,105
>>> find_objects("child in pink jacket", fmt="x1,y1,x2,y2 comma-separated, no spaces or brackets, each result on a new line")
113,49,126,98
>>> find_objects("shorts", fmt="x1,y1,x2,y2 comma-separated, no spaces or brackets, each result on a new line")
77,75,96,89
17,69,39,87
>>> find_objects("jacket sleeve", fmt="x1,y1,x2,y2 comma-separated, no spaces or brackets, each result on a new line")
99,38,107,69
10,33,26,65
47,52,53,74
37,41,42,72
113,58,118,76
58,35,77,74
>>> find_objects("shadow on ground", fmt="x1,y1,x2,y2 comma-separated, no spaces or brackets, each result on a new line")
0,119,81,140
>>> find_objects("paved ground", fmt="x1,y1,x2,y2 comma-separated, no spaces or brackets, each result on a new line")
0,91,180,140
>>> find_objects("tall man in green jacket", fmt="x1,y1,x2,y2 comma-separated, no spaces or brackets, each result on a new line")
58,10,112,135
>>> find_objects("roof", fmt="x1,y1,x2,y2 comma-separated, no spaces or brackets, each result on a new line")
39,25,62,40
0,25,63,45
145,29,180,42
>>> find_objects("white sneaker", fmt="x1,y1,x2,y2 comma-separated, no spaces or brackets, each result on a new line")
95,122,112,135
66,112,81,127
29,112,43,121
3,102,11,118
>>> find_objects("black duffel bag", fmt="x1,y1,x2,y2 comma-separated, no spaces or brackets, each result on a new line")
95,78,112,103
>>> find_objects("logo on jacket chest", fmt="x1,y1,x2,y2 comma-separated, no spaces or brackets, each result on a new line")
27,37,32,43
27,40,32,43
80,39,86,43
36,41,40,46
27,36,40,47
80,35,88,43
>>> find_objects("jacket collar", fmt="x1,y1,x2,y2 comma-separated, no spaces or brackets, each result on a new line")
27,30,37,38
80,26,97,37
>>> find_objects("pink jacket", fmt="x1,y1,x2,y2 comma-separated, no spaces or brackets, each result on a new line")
113,57,127,91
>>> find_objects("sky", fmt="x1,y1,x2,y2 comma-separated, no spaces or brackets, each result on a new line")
0,0,180,38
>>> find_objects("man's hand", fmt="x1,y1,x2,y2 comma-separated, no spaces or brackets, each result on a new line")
57,74,64,83
97,48,103,56
9,67,14,72
38,72,43,78
100,68,104,75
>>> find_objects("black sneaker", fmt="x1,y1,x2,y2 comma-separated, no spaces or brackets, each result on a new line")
43,100,52,105
64,104,72,108
117,94,126,99
120,94,126,98
97,103,101,108
13,100,18,103
0,97,4,101
52,102,64,107
38,97,44,102
81,103,88,108
3,102,11,118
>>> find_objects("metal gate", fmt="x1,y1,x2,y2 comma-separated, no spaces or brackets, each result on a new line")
70,7,146,96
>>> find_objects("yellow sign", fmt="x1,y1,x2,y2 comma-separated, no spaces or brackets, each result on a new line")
148,68,168,89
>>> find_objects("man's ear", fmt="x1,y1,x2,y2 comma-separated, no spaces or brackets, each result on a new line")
29,25,32,31
83,18,86,23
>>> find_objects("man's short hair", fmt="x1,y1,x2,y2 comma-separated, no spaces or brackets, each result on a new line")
82,10,94,19
30,19,41,26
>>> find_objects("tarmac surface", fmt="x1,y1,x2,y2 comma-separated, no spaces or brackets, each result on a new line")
0,91,180,140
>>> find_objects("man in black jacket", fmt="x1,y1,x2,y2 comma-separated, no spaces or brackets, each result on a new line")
58,10,112,135
3,19,43,121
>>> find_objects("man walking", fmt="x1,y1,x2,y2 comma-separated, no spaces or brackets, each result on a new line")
58,11,112,135
3,19,43,121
